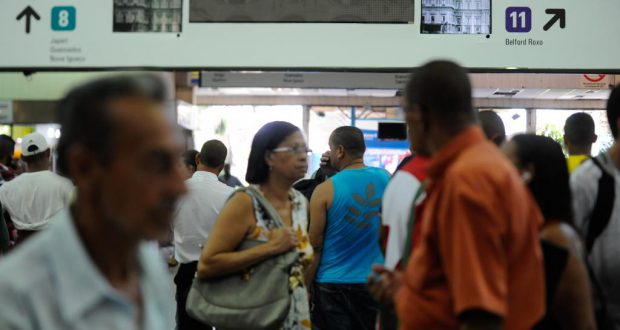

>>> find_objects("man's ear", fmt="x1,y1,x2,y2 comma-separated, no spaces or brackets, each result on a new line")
195,153,201,167
336,145,345,159
66,144,104,188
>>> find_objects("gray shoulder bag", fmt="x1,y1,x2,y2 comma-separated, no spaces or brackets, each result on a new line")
186,187,299,330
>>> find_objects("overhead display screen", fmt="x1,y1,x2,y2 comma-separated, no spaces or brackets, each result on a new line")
189,0,415,23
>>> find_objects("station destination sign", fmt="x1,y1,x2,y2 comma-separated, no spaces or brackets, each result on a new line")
0,0,618,71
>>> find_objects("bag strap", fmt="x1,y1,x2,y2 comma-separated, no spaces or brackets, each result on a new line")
234,186,286,229
586,156,615,254
400,180,428,268
583,155,614,328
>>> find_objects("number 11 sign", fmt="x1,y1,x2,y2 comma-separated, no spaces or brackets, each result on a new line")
506,7,532,33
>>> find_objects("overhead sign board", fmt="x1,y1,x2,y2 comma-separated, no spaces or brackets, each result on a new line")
201,72,411,89
0,0,619,71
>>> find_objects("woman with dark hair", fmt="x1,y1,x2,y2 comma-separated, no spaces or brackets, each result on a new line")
503,134,596,330
197,121,313,329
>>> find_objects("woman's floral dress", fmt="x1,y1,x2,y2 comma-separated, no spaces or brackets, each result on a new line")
246,187,314,329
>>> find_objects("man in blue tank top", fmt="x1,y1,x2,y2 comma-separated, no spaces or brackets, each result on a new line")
308,126,390,330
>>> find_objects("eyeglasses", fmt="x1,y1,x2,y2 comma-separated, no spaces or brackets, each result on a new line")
272,145,312,155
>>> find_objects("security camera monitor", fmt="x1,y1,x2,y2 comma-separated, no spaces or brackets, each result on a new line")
378,122,407,140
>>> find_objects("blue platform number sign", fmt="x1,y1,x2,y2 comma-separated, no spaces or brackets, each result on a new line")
51,6,76,31
505,7,531,33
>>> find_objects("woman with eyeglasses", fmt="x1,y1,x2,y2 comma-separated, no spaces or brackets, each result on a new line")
197,121,314,329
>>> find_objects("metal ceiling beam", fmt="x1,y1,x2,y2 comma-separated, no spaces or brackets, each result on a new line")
194,95,400,107
193,94,607,110
200,71,619,90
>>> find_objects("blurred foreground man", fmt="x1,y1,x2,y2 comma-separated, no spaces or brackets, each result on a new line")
0,75,187,329
380,61,545,330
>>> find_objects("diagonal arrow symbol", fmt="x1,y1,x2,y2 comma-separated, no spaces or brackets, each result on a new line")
16,6,41,34
543,8,566,31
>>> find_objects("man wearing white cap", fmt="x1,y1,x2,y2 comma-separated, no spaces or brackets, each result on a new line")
0,132,73,245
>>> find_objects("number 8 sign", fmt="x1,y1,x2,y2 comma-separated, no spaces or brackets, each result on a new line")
51,6,76,31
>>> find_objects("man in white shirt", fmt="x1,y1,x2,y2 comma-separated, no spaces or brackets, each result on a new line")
174,139,234,330
572,85,620,328
0,132,73,245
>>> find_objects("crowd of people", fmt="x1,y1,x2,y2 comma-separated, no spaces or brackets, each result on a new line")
0,62,618,330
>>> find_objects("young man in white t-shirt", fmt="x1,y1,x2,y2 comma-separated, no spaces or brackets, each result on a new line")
0,132,73,245
572,85,620,328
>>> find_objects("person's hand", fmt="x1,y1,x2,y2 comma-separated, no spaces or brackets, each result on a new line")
267,227,298,254
320,151,338,176
367,264,403,306
320,151,332,167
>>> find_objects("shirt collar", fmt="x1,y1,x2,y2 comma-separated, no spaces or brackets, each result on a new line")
427,126,487,180
48,209,155,323
48,210,111,322
191,171,219,181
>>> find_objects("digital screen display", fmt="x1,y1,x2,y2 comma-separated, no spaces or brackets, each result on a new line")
190,0,415,23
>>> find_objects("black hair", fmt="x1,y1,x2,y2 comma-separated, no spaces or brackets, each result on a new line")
478,110,506,146
608,85,620,139
22,149,50,165
329,126,366,158
512,134,573,225
405,60,474,126
199,140,227,168
56,74,166,177
246,121,300,184
564,112,596,147
182,149,198,169
0,135,15,165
